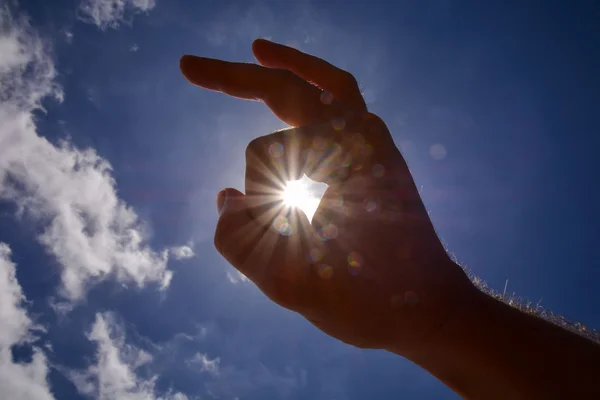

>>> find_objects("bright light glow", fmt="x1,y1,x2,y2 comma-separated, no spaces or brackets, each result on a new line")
282,176,323,221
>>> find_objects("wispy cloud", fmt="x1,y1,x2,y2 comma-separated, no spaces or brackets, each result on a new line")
226,270,249,284
69,312,188,400
169,245,195,261
0,7,62,108
78,0,157,30
61,28,73,44
0,6,186,300
0,243,54,400
188,352,220,376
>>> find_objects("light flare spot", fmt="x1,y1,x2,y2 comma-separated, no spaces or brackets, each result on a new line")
313,231,327,242
429,143,447,160
364,199,377,213
347,251,363,275
331,117,346,131
352,163,363,171
372,164,385,178
321,223,339,240
269,142,284,158
342,154,353,167
317,264,333,280
320,91,334,105
273,215,292,236
308,247,325,263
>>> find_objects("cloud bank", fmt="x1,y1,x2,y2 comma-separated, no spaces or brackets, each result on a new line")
0,243,54,400
0,6,182,300
69,312,187,400
78,0,157,30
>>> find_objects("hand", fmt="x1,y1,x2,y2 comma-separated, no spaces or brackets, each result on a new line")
180,39,474,357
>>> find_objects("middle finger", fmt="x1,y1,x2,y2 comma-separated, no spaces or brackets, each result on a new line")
179,55,347,127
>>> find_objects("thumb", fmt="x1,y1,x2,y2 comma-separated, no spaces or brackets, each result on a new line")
216,188,245,216
214,187,256,263
213,188,273,286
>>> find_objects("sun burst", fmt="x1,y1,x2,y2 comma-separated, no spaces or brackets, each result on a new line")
281,176,323,221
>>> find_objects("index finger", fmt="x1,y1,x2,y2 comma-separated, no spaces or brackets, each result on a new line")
252,39,367,111
179,55,346,127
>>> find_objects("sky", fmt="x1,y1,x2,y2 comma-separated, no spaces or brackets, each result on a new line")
0,0,599,399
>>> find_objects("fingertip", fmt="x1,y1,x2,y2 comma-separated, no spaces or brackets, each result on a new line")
223,188,245,198
179,54,196,78
216,188,245,215
179,54,192,69
216,189,227,214
252,39,267,59
252,37,273,50
252,38,281,63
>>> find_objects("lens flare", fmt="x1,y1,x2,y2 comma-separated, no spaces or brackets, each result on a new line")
273,215,292,236
372,164,385,178
317,264,333,279
347,251,363,275
308,247,325,263
269,142,284,158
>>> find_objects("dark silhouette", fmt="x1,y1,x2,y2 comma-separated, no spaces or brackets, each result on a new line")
179,38,600,399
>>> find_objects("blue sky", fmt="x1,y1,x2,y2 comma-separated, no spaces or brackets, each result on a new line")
1,0,599,399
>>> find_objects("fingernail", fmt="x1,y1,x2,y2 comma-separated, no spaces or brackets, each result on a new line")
217,190,228,215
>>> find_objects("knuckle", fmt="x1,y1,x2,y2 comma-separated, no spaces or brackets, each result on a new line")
213,212,237,256
337,70,359,91
365,112,387,129
213,230,223,256
245,136,266,161
271,69,299,93
213,220,227,255
278,68,297,80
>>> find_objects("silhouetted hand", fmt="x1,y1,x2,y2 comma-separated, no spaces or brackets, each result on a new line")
179,39,473,357
181,39,600,400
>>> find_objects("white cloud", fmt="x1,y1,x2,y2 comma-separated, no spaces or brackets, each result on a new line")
48,297,75,318
62,29,73,44
0,7,63,109
0,6,185,300
169,245,195,261
226,270,249,284
188,352,220,376
70,312,187,400
0,243,54,400
78,0,156,30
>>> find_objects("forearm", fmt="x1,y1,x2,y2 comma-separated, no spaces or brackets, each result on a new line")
403,286,600,399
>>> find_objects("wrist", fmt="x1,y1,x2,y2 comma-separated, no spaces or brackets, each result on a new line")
405,284,539,399
382,259,480,361
410,284,489,363
401,285,494,397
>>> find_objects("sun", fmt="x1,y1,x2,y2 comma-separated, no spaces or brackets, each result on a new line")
281,176,323,221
